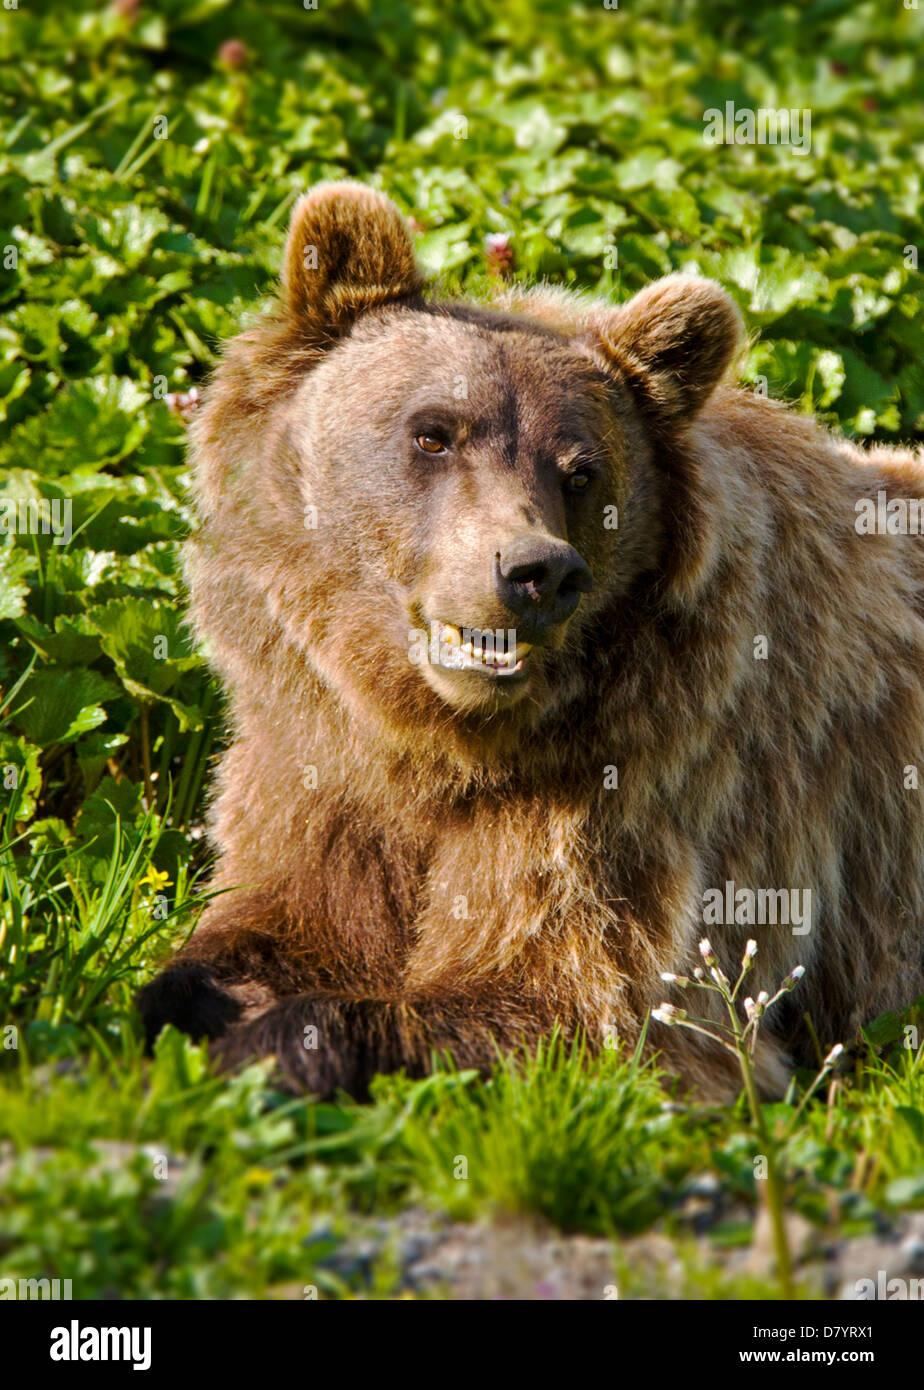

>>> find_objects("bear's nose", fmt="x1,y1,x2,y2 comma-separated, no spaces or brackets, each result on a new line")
494,536,593,626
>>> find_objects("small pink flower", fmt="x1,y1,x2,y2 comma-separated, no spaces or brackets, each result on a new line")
217,39,248,69
485,233,515,279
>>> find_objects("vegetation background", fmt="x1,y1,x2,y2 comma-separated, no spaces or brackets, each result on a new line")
1,0,923,1299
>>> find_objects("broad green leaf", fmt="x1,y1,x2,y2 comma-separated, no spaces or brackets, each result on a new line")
13,667,117,746
14,612,104,666
0,543,35,620
0,731,41,819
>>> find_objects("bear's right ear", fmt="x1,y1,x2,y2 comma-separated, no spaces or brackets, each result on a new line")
281,182,425,337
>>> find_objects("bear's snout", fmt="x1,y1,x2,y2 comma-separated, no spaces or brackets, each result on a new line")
493,535,593,632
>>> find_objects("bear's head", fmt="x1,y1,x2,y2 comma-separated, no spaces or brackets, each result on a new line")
189,183,742,762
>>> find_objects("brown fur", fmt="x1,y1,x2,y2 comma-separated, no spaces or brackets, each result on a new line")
138,183,924,1101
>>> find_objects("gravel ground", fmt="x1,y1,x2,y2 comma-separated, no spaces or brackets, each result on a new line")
308,1202,924,1301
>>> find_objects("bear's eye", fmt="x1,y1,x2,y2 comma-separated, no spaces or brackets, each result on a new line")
565,470,592,492
414,434,448,455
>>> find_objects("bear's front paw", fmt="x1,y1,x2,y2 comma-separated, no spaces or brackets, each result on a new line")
137,961,244,1049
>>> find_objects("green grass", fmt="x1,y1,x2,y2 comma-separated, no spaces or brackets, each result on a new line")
1,0,924,1298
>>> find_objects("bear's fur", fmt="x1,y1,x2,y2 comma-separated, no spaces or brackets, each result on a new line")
138,182,924,1100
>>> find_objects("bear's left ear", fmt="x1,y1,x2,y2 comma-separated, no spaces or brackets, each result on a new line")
281,181,425,337
593,275,743,425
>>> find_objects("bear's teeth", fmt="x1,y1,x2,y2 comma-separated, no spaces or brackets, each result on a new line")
435,623,533,669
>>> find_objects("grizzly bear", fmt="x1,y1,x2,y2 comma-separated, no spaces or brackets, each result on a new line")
138,181,924,1101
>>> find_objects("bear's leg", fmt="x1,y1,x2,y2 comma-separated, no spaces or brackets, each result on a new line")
208,991,546,1099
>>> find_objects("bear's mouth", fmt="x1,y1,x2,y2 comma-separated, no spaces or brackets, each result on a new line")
431,620,533,679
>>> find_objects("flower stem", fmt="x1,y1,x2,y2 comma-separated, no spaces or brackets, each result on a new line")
728,998,794,1297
